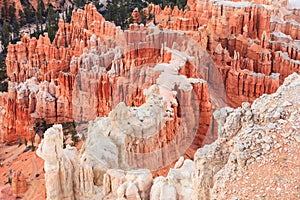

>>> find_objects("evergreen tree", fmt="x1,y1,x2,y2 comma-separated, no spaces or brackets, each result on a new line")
18,10,26,26
46,5,58,42
8,3,16,24
104,0,147,29
0,56,3,69
13,21,20,40
65,5,73,23
1,0,8,20
75,0,85,8
1,22,11,49
24,4,34,23
37,0,45,23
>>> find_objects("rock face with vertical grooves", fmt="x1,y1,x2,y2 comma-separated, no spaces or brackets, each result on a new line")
193,73,300,200
2,4,216,145
2,1,300,144
37,73,300,199
1,1,300,199
147,0,299,106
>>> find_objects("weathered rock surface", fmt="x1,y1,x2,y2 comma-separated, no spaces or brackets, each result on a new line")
2,1,300,199
36,46,211,198
38,73,300,199
3,1,300,144
11,170,27,197
2,5,219,157
36,124,78,199
0,185,15,200
103,169,153,200
150,157,194,200
150,0,300,106
192,73,300,200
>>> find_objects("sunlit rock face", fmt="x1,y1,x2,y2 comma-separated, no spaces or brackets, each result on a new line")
193,73,300,200
146,0,300,106
1,4,221,145
37,73,300,199
2,1,300,199
2,0,300,145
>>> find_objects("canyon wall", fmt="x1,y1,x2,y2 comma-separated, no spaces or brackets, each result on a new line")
1,0,300,150
147,0,300,106
192,72,300,200
1,0,300,199
37,72,300,199
2,4,219,166
36,45,213,198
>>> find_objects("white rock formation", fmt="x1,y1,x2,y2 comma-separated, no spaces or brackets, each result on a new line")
36,124,77,199
79,47,203,171
150,156,195,200
37,48,204,199
103,169,153,200
192,73,300,200
37,73,300,199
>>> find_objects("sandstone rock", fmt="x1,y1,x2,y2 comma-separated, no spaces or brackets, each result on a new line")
193,73,300,200
0,185,15,200
36,124,77,200
103,169,153,200
1,2,300,200
150,157,194,200
11,170,27,197
36,33,218,198
148,0,300,107
132,8,141,24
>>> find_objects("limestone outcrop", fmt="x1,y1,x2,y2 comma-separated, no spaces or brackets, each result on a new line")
36,44,213,198
36,124,78,199
1,1,300,200
103,169,153,200
11,170,27,197
2,5,220,156
37,73,300,199
2,1,300,145
149,0,300,106
150,157,194,200
193,73,300,200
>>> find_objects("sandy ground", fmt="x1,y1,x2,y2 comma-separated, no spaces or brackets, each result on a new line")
0,144,46,199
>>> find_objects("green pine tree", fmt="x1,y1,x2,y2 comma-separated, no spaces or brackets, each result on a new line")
46,5,59,42
2,21,11,49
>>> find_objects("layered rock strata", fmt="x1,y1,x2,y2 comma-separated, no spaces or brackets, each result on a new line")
3,0,300,143
37,49,211,198
146,0,300,106
37,73,300,199
193,73,300,200
2,4,221,154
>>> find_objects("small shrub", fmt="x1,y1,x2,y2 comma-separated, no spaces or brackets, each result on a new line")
24,138,28,147
30,144,35,152
17,135,22,146
5,177,12,185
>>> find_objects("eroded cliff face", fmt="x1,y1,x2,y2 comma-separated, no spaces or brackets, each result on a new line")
2,3,221,152
0,0,297,199
193,73,300,200
36,47,211,198
2,0,300,145
146,0,300,106
36,73,300,199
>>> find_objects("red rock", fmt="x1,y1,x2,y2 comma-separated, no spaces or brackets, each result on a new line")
11,170,27,196
1,2,299,156
0,185,15,200
131,8,141,24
